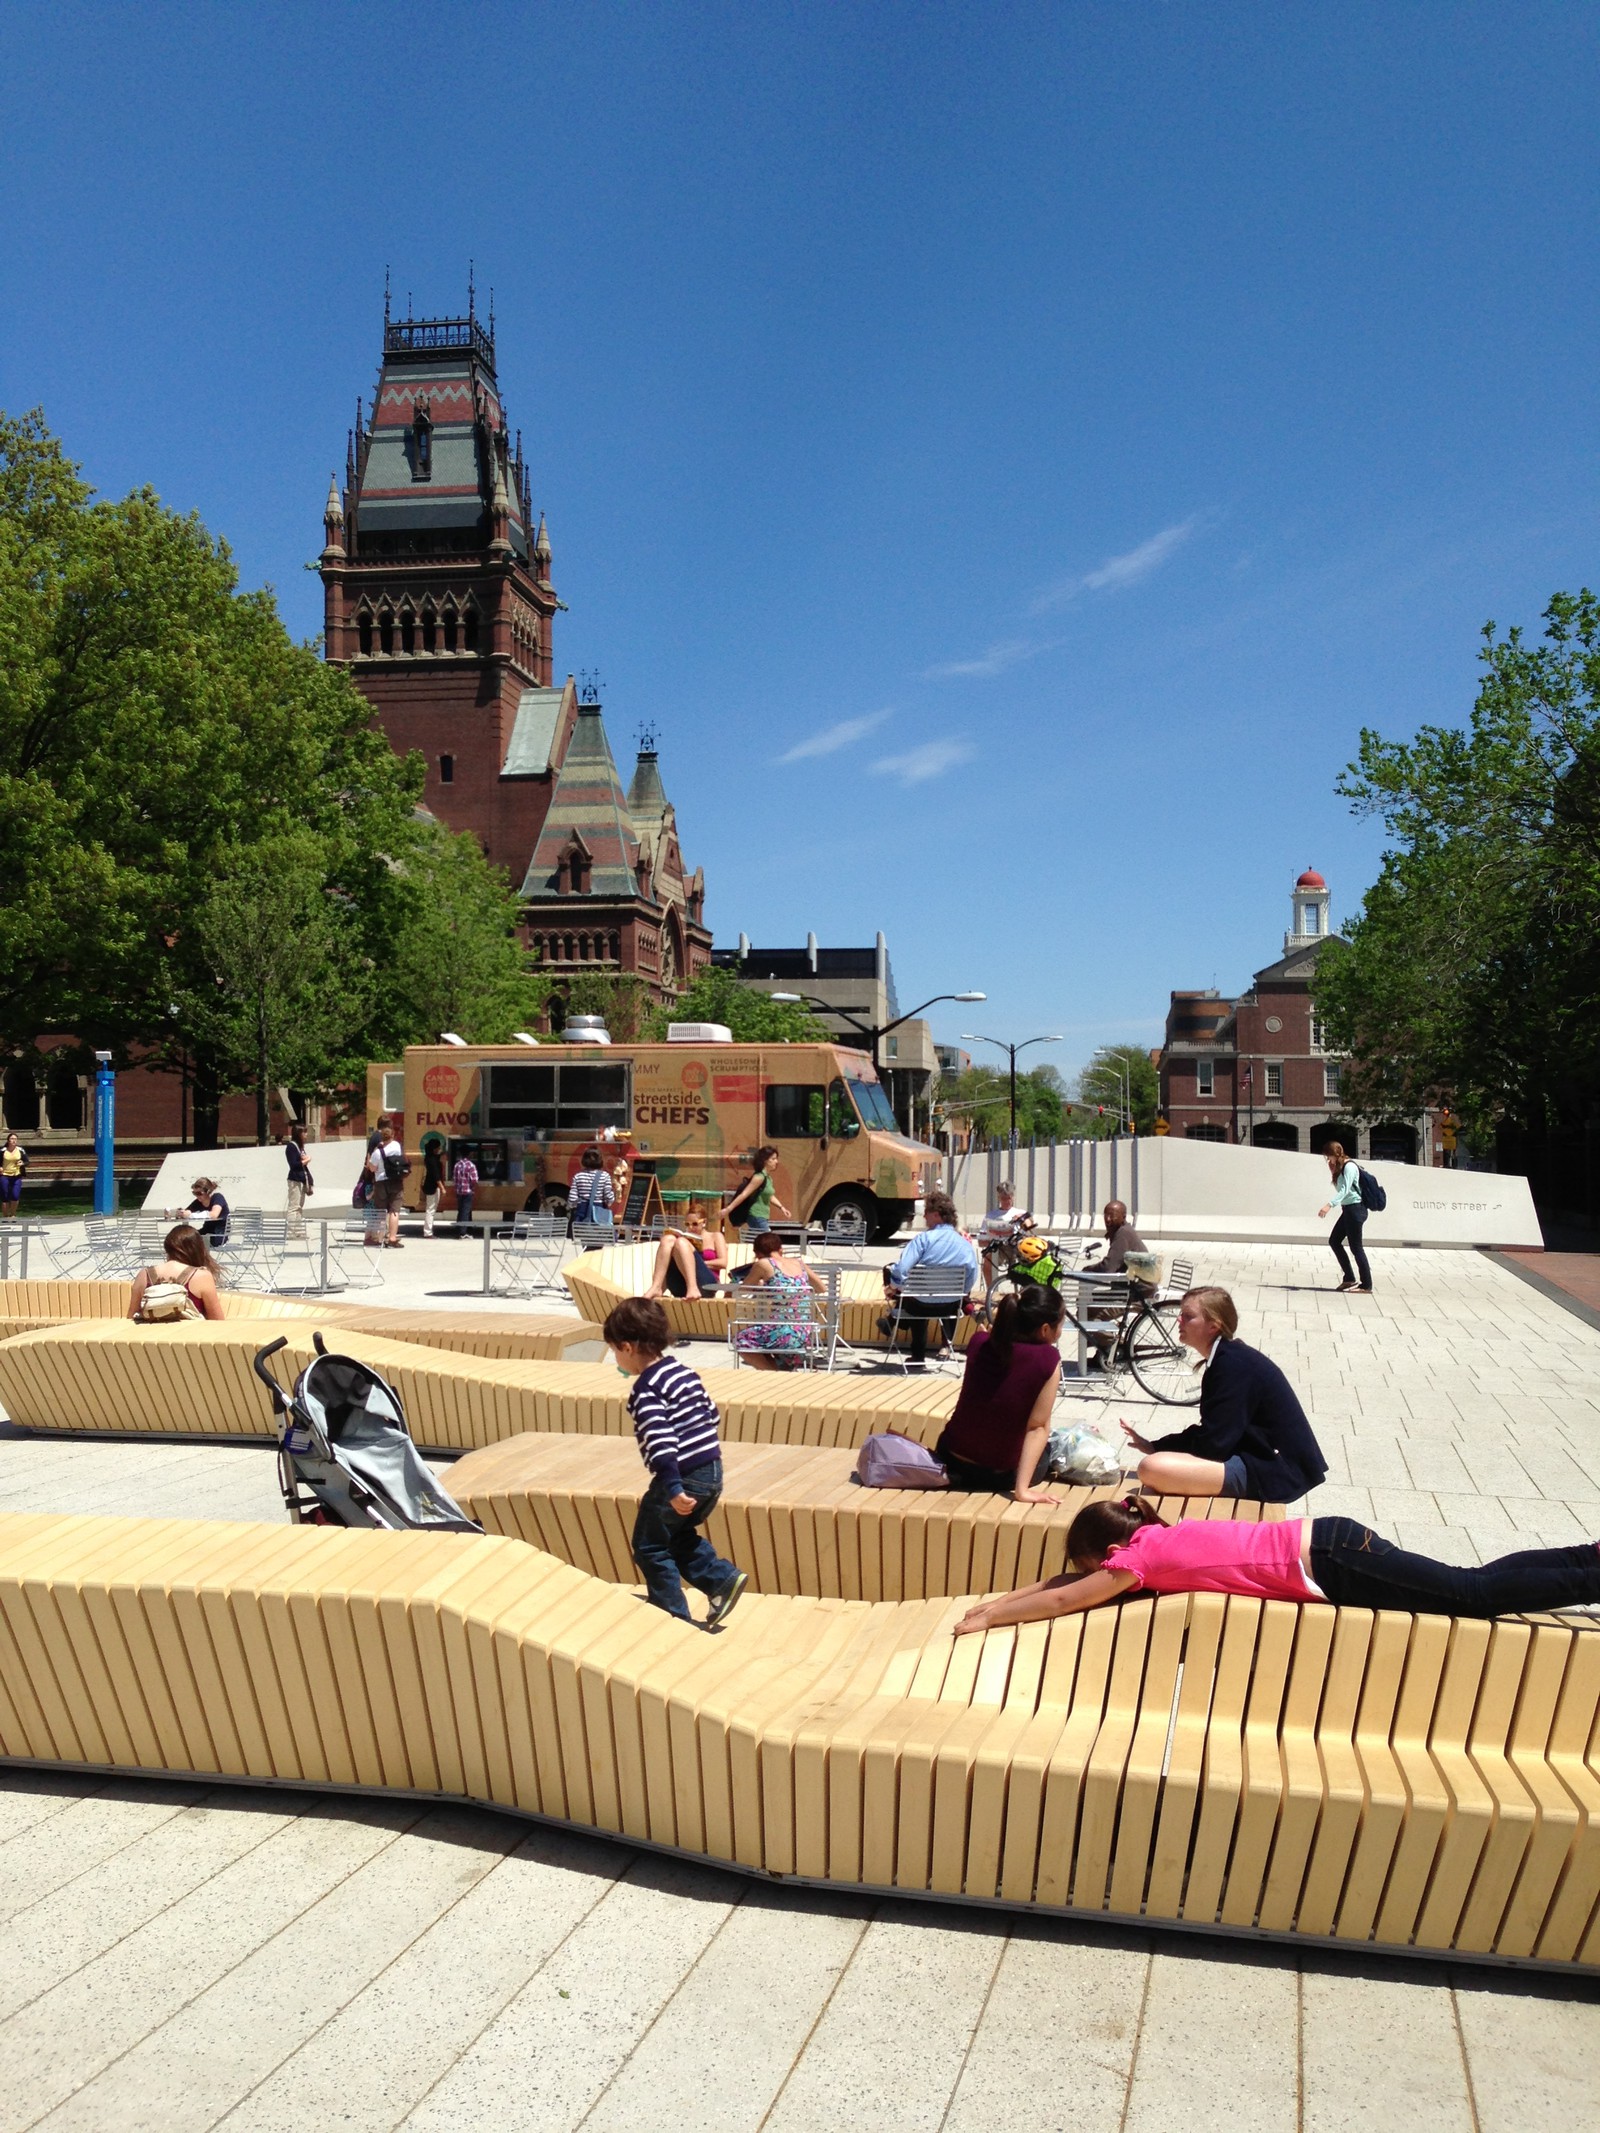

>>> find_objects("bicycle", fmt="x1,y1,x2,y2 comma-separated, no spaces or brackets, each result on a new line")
1057,1267,1202,1406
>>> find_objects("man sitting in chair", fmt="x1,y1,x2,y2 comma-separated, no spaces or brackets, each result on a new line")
1081,1199,1151,1372
878,1190,979,1364
977,1177,1035,1288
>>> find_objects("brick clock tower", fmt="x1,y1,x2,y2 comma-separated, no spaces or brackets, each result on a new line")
320,290,710,1004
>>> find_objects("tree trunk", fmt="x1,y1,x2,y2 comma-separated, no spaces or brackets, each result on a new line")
193,1047,221,1149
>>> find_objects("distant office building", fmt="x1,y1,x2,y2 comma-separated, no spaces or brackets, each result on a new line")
1158,868,1439,1162
711,933,936,1137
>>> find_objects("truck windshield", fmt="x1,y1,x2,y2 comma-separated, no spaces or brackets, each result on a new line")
847,1078,898,1132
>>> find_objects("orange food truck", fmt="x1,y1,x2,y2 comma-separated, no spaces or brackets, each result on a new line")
368,1035,942,1241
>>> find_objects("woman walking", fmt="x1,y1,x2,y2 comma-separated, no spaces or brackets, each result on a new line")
1118,1285,1327,1503
0,1133,26,1220
953,1493,1600,1636
723,1147,788,1239
1318,1140,1372,1293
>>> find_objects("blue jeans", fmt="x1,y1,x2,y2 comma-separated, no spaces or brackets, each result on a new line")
1310,1516,1600,1616
455,1195,474,1233
631,1461,741,1620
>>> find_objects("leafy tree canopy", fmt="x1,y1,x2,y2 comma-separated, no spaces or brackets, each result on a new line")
1076,1043,1160,1136
641,966,826,1044
1314,591,1600,1153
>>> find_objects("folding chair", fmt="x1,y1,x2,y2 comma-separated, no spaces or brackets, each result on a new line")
212,1209,265,1289
726,1280,826,1370
328,1213,386,1288
569,1212,616,1253
492,1212,567,1298
881,1263,972,1372
817,1208,869,1262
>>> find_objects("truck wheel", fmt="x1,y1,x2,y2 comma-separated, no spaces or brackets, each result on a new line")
815,1188,876,1241
873,1199,914,1245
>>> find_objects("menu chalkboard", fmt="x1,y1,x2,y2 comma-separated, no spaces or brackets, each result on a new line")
620,1160,662,1230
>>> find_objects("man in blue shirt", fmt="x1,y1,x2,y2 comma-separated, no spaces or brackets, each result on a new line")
879,1190,979,1364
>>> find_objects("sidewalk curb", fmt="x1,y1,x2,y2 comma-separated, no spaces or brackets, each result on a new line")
1484,1248,1600,1338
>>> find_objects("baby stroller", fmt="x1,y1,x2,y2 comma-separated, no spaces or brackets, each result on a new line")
252,1334,482,1533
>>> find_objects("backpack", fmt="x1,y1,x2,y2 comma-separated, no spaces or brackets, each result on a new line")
851,1432,949,1490
1357,1166,1387,1213
137,1272,201,1323
382,1144,406,1185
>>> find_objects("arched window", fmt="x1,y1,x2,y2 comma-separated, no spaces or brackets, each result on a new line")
2,1061,39,1133
400,605,416,655
421,604,437,654
442,603,458,654
45,1063,83,1131
463,605,479,653
378,606,394,655
412,404,432,480
357,609,373,656
439,754,454,785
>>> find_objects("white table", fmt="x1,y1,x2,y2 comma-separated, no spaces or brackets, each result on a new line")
0,1223,50,1280
463,1213,511,1295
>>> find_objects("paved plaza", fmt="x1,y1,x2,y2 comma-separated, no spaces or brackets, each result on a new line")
1,1238,1598,2130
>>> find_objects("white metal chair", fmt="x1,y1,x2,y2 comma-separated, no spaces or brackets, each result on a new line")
816,1208,869,1262
492,1212,567,1297
569,1212,616,1253
881,1263,972,1372
328,1214,386,1288
726,1277,826,1370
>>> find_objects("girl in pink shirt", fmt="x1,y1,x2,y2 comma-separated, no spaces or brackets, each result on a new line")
952,1496,1600,1636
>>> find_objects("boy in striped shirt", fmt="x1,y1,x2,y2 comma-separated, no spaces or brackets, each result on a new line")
604,1297,748,1628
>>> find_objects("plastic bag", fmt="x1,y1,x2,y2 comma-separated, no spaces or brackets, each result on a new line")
1046,1422,1124,1485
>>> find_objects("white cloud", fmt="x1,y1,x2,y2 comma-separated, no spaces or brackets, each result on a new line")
776,708,892,763
922,637,1036,680
1031,515,1202,614
870,737,976,785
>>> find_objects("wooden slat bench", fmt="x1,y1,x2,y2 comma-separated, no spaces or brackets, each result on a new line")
449,1432,1274,1601
562,1242,980,1351
0,1320,961,1454
0,1509,1595,1968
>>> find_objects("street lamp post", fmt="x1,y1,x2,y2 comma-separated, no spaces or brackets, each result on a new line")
961,1032,1065,1147
769,990,987,1132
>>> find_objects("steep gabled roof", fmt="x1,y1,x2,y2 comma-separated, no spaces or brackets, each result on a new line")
519,702,642,899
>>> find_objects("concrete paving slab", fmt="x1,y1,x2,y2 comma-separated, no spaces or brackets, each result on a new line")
1300,1961,1475,2133
1122,1945,1299,2133
1452,1971,1600,2132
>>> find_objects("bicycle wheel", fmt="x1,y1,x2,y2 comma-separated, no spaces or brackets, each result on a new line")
1126,1304,1202,1405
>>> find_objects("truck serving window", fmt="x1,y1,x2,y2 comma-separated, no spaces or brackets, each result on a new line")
765,1084,826,1139
847,1078,898,1131
483,1061,630,1133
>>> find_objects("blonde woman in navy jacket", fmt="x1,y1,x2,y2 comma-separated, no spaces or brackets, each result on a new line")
1119,1286,1327,1504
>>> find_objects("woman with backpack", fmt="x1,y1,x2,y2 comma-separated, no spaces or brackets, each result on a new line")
952,1493,1600,1638
1317,1140,1372,1293
933,1284,1065,1502
129,1225,225,1323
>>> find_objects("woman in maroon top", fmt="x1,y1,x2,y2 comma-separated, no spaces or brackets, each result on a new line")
935,1285,1064,1501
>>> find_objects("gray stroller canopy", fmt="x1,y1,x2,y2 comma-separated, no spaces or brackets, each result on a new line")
286,1352,480,1533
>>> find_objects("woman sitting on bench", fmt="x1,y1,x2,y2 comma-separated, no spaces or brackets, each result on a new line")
643,1209,725,1303
1119,1285,1326,1503
953,1493,1600,1636
933,1284,1064,1503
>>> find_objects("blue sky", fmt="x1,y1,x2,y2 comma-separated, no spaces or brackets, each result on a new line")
4,3,1596,1076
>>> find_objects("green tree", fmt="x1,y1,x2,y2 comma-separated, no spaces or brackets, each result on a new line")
383,828,537,1048
1076,1044,1160,1134
941,1063,1066,1144
641,966,825,1043
1315,591,1600,1161
0,408,536,1138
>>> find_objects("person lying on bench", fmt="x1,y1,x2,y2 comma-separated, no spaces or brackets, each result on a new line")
953,1493,1600,1635
1118,1284,1326,1502
643,1208,725,1302
933,1285,1063,1503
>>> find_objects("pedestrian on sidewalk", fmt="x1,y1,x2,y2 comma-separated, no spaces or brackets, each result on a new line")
452,1148,479,1237
1317,1140,1372,1293
421,1137,445,1237
0,1133,27,1220
604,1296,748,1628
283,1126,313,1230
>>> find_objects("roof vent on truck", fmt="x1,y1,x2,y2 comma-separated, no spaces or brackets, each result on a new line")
666,1022,734,1043
561,1014,612,1045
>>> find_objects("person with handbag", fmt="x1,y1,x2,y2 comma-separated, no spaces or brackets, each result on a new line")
129,1226,225,1323
284,1126,313,1230
723,1147,788,1238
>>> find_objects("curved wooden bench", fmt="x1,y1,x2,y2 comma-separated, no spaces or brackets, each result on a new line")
0,1320,959,1453
450,1432,1273,1601
323,1309,605,1363
1,1508,1595,1968
562,1242,979,1350
0,1279,327,1327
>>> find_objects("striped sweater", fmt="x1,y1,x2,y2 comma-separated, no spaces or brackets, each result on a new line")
626,1355,722,1495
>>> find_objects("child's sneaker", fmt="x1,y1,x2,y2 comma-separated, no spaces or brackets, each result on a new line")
705,1571,748,1630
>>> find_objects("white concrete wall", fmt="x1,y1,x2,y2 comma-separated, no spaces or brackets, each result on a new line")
946,1136,1543,1249
139,1140,367,1219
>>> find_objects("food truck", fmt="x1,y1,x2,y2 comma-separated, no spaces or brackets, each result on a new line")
367,1033,942,1241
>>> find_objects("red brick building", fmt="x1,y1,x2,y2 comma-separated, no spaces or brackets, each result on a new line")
1159,868,1438,1163
319,294,709,1004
